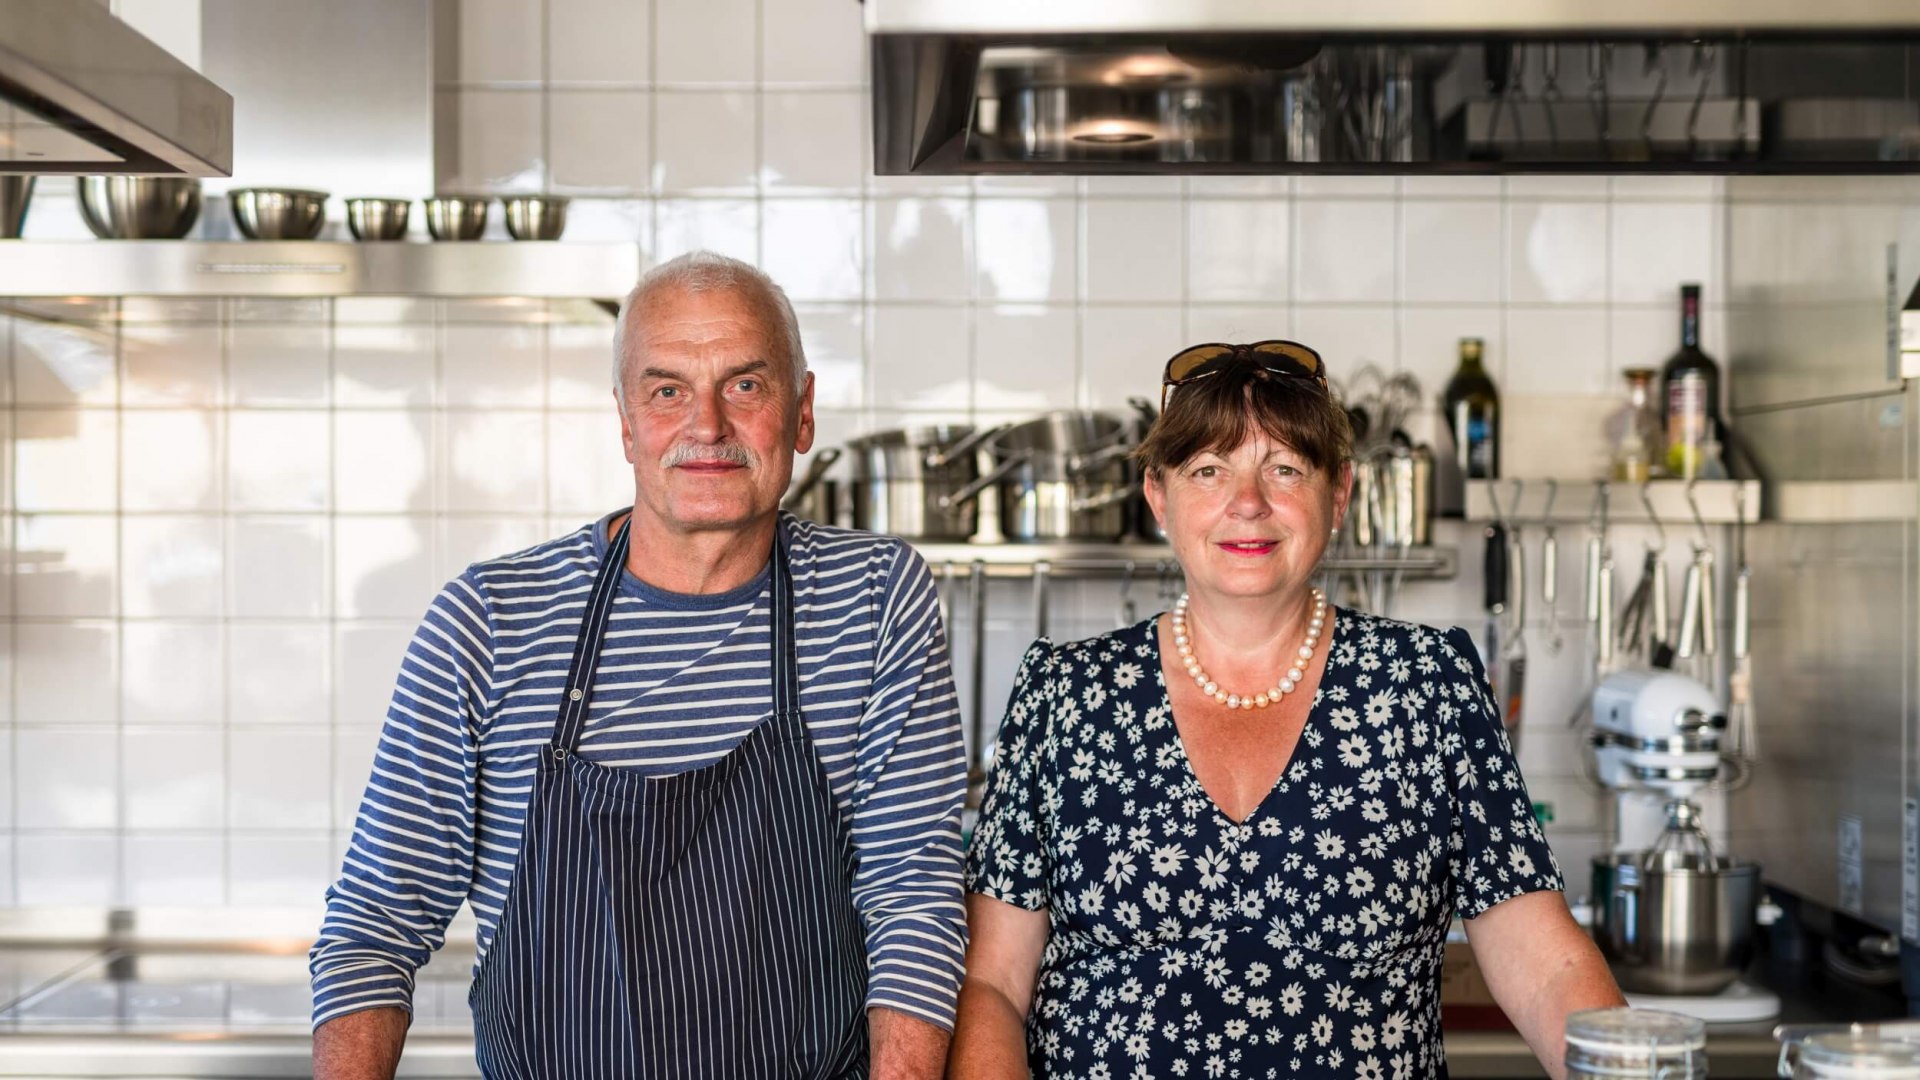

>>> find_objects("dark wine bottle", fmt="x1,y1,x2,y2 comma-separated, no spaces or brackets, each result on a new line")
1661,284,1723,479
1444,337,1499,480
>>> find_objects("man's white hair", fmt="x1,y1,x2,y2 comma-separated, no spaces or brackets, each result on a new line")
611,251,808,406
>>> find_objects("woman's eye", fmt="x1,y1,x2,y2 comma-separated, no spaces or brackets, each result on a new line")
1193,465,1218,478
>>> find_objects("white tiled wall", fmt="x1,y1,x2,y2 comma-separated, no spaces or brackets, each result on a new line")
0,0,1742,907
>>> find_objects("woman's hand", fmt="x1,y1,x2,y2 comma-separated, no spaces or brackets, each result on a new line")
1465,890,1627,1080
949,894,1050,1080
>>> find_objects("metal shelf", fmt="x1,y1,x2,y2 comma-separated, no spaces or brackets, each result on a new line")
905,539,1457,579
1466,479,1762,525
0,240,640,299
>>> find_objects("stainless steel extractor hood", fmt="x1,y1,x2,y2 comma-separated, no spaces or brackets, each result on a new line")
867,0,1920,174
0,0,232,176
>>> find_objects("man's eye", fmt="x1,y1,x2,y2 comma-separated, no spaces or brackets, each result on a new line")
736,378,759,392
655,386,678,399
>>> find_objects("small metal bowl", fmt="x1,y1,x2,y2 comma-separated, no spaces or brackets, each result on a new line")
345,197,411,241
502,195,569,241
230,188,328,240
77,176,202,239
424,195,490,241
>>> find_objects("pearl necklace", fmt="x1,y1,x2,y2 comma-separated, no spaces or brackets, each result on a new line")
1171,589,1327,710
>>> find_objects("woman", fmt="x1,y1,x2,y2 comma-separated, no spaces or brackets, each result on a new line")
953,342,1623,1080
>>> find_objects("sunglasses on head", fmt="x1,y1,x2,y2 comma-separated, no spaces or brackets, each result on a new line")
1159,340,1328,412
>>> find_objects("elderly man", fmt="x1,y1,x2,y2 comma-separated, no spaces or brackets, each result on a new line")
310,251,968,1079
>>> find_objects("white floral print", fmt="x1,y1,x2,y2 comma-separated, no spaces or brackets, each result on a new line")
966,611,1562,1080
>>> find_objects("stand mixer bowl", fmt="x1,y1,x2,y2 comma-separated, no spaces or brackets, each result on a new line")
1591,852,1761,996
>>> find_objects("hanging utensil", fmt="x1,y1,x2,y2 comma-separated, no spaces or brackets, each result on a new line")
966,560,988,806
1541,480,1565,655
1118,561,1138,626
939,560,957,642
1675,482,1719,683
1483,521,1509,710
1031,560,1052,641
1728,487,1757,760
1501,491,1528,755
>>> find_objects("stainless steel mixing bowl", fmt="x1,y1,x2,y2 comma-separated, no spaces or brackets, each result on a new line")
77,176,202,239
0,176,32,238
424,195,490,241
502,195,568,240
345,197,411,241
230,188,329,240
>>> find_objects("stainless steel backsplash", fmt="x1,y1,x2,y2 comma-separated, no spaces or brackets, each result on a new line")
1725,175,1920,934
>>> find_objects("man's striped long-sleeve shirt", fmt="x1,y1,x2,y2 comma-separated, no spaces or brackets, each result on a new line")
310,512,970,1031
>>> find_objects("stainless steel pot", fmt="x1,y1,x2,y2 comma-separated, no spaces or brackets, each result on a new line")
782,447,844,527
846,425,993,540
1352,445,1434,548
1591,853,1761,995
944,411,1136,542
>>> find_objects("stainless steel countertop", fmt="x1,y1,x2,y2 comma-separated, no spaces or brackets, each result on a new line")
0,908,1879,1079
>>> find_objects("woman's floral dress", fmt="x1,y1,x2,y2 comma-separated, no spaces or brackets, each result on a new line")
965,609,1562,1080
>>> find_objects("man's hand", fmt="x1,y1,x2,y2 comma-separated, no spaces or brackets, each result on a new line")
869,1006,951,1080
313,1006,410,1080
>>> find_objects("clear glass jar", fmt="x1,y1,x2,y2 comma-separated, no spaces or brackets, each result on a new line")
1607,368,1666,483
1565,1007,1707,1078
1781,1033,1920,1078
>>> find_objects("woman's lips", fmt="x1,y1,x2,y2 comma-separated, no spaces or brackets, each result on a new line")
1216,540,1278,556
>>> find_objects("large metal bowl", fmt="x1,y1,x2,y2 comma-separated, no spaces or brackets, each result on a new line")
230,188,328,240
424,196,489,241
502,195,568,240
345,197,411,241
1591,854,1761,995
77,176,202,239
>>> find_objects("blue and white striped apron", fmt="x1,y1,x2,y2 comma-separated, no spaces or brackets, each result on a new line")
470,516,870,1078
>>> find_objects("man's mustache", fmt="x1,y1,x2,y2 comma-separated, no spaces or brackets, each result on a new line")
661,441,759,469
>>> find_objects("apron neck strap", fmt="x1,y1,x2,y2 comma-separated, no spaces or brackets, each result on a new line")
551,515,799,754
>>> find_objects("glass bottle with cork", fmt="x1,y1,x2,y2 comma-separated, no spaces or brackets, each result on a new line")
1661,284,1726,479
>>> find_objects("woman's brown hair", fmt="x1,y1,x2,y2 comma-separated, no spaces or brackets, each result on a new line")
1134,359,1353,479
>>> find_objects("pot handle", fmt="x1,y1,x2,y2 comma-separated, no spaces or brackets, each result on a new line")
1068,441,1137,477
1071,483,1139,514
781,446,842,510
938,450,1031,510
1611,875,1642,964
924,425,1004,470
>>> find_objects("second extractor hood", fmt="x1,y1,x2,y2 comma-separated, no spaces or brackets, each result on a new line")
0,0,232,176
868,0,1920,175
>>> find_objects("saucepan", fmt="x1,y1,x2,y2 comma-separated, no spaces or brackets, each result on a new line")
782,447,844,527
846,425,996,541
941,410,1137,542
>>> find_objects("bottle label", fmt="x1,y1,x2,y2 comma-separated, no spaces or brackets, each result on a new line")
1465,416,1494,478
1666,373,1708,477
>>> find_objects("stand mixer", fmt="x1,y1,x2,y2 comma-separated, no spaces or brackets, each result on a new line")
1588,668,1780,1023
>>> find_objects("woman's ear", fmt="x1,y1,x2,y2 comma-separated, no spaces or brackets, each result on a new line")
1330,460,1355,532
1143,467,1167,529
